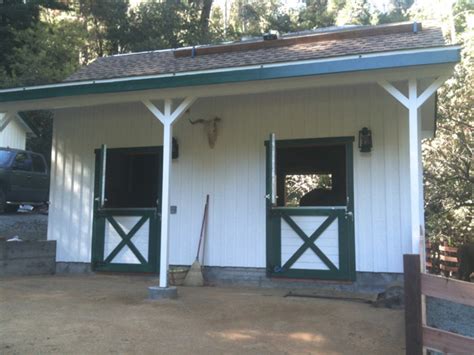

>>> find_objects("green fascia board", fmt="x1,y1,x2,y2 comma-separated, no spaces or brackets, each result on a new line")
0,47,460,103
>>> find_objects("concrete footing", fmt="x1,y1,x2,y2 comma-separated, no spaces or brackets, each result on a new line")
148,286,178,300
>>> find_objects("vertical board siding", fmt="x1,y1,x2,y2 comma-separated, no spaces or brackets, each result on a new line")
49,84,411,272
0,118,27,149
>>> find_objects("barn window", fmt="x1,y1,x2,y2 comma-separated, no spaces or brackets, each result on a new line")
276,144,346,207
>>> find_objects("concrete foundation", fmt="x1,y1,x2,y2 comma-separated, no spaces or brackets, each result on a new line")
148,286,178,300
203,267,403,293
56,262,92,274
55,262,402,293
0,240,56,277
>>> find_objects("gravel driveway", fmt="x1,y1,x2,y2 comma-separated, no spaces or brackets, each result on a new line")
0,211,48,241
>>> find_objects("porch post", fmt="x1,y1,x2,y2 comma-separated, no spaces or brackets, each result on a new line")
407,79,421,254
143,97,196,295
378,77,449,255
160,99,173,288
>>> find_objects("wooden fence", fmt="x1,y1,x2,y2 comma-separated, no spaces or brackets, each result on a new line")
425,241,459,277
404,254,474,355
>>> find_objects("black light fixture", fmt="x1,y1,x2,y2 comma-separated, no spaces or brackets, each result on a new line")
172,137,179,159
358,127,372,153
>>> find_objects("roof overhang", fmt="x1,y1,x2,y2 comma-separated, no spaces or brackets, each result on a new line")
0,45,460,111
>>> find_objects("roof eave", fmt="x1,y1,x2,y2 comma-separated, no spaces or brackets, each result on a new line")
0,46,461,105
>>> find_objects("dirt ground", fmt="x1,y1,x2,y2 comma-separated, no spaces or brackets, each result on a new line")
0,211,48,241
0,275,405,355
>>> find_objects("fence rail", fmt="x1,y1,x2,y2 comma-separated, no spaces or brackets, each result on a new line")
425,240,459,276
404,254,474,355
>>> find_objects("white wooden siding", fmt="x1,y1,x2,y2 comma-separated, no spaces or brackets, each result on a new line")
48,83,412,273
0,118,27,149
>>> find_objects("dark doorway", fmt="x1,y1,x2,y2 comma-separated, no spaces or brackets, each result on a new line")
276,144,347,207
103,148,162,209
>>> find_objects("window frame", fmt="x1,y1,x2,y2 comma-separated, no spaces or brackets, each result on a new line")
30,153,48,174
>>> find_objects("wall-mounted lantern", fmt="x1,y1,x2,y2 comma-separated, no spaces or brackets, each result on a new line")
358,127,372,153
172,137,179,159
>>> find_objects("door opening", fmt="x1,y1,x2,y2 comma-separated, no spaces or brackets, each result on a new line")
91,146,162,273
266,137,356,281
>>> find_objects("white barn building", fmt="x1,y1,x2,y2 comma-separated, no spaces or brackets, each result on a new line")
0,22,460,291
0,113,35,150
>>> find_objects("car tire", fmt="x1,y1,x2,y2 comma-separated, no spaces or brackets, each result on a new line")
5,204,19,213
0,189,6,214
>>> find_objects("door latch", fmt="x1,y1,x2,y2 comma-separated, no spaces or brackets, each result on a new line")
345,211,353,221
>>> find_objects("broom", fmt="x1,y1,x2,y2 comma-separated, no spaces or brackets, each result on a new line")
183,194,209,286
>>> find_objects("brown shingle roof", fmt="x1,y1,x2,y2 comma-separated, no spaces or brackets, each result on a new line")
65,22,447,83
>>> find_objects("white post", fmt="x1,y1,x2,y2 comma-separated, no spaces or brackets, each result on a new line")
159,99,172,288
378,77,449,255
143,97,196,289
408,79,421,254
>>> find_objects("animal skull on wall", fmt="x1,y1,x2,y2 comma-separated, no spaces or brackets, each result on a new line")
188,116,222,148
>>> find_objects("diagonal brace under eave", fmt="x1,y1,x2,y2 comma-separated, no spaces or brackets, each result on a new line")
142,97,197,125
379,76,450,109
378,80,409,108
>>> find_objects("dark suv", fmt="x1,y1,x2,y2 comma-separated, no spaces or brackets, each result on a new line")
0,148,49,213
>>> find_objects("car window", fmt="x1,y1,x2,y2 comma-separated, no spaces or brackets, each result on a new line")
0,150,14,167
32,154,46,173
12,152,32,172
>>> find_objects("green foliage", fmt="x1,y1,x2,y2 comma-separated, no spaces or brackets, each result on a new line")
423,22,473,246
336,0,373,25
73,0,131,57
228,0,298,38
298,0,337,29
0,0,68,75
4,20,85,87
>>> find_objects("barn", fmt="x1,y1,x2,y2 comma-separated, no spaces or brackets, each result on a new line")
0,22,460,295
0,112,35,150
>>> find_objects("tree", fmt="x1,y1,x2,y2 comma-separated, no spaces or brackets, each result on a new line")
0,0,68,76
422,15,473,245
298,0,337,30
227,0,295,38
0,17,86,166
74,0,131,58
336,0,373,25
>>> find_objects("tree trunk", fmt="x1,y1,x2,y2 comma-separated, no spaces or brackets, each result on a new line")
199,0,213,42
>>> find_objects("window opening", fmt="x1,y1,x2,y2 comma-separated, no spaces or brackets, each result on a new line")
276,144,346,207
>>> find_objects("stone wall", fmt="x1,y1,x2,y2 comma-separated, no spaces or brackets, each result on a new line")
0,241,56,276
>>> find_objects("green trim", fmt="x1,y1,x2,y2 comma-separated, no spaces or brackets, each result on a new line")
0,47,460,103
265,136,356,281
